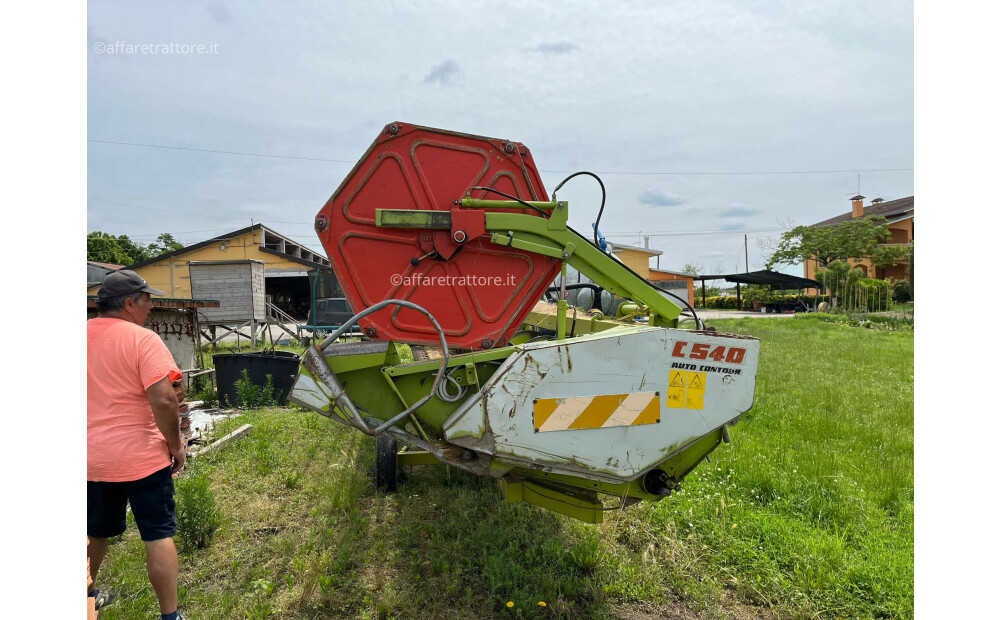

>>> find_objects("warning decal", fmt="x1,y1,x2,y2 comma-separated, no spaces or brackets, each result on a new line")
666,369,707,410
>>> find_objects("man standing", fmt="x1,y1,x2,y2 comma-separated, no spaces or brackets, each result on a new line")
87,270,187,620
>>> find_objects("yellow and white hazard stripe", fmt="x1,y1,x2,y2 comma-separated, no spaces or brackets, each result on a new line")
533,391,660,433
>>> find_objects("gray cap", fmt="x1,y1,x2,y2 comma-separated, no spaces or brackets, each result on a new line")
97,270,165,299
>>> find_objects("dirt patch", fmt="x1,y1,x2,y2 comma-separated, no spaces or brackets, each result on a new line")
611,590,780,620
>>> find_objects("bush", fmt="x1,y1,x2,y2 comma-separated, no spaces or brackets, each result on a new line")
695,293,829,310
234,369,278,409
815,263,895,312
800,312,913,331
175,468,222,550
189,374,218,407
892,280,912,303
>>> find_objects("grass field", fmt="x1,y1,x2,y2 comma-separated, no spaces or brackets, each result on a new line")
95,317,913,619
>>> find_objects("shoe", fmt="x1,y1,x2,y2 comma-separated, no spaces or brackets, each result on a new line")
91,588,118,610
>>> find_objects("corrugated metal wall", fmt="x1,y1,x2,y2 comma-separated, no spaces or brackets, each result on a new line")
189,261,266,322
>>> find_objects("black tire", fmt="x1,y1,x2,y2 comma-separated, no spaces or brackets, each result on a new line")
374,433,398,492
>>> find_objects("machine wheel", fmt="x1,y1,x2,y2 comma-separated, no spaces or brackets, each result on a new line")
374,433,399,491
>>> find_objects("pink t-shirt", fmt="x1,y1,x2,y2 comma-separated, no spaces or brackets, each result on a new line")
87,317,181,482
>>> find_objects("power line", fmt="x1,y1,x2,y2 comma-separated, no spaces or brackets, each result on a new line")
604,227,784,238
88,197,248,220
87,197,314,225
108,227,259,238
88,138,913,176
91,231,328,253
546,168,912,176
88,139,354,164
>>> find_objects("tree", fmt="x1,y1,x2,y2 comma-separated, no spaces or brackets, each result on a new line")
87,231,134,265
112,234,154,264
149,233,184,256
86,231,183,265
87,231,154,265
765,216,910,270
680,262,701,276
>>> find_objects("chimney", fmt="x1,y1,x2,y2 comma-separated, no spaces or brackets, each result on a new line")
643,235,650,249
850,195,865,218
871,198,884,207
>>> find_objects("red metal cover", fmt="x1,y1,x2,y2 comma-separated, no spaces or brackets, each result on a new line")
315,122,560,350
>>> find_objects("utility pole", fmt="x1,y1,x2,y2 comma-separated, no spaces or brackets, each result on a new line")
745,234,749,272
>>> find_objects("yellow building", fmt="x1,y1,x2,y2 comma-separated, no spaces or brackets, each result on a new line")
609,242,694,306
803,195,914,282
87,224,332,319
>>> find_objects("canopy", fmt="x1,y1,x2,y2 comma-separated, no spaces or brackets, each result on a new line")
694,270,820,289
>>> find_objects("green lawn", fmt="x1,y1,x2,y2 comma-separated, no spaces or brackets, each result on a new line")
96,317,913,619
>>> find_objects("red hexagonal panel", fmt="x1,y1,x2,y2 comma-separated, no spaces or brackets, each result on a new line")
315,122,560,350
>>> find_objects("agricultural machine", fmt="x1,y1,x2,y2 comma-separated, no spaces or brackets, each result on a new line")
289,122,760,523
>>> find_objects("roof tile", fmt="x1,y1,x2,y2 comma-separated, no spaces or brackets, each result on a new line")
812,196,914,227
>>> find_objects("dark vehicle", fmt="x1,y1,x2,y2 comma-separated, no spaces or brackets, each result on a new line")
306,297,354,327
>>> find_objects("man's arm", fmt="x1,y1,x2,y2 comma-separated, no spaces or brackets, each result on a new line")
146,376,186,473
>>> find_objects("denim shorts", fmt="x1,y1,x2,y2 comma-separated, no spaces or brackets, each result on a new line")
87,466,176,541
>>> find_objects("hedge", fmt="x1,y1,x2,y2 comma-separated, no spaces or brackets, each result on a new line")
694,294,830,310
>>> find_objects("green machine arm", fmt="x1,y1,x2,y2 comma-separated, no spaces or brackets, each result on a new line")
375,197,682,328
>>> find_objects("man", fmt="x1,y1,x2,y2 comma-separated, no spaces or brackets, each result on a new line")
87,270,187,620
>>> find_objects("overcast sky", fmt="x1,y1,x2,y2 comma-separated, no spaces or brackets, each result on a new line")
87,0,913,276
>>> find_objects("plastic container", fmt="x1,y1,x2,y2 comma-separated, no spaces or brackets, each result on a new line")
213,351,301,407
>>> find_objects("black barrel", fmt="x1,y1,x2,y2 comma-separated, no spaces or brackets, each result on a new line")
213,351,301,407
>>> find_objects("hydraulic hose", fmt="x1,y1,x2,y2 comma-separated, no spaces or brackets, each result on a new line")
318,299,451,436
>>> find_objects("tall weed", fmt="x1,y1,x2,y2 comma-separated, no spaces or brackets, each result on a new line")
235,369,278,409
175,468,222,550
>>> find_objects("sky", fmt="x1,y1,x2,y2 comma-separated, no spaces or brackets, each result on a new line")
15,5,1000,615
86,0,913,276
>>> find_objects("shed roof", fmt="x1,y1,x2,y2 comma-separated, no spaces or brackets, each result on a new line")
87,296,221,309
610,243,663,256
649,268,694,278
87,261,125,271
693,270,820,288
123,224,329,271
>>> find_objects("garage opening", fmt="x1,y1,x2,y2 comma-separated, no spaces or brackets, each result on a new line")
264,272,311,320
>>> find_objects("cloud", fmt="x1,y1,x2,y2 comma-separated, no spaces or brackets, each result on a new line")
423,60,460,85
531,42,579,55
720,222,746,231
637,189,685,208
719,205,764,218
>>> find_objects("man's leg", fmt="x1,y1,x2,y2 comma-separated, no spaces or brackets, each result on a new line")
130,466,180,615
145,537,178,614
87,537,109,595
87,479,127,600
